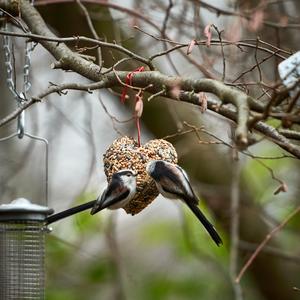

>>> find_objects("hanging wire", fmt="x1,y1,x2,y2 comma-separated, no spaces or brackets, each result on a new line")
0,133,49,205
1,15,49,205
25,133,49,205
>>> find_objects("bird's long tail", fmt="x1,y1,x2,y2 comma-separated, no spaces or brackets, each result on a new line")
185,201,223,246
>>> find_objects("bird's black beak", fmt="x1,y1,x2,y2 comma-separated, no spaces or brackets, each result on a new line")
90,205,101,215
90,200,105,215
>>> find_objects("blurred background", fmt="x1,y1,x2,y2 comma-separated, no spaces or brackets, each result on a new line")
0,0,300,299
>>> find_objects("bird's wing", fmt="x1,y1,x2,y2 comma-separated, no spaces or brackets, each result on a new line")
175,165,199,205
91,180,130,215
158,163,198,205
174,165,222,246
101,179,130,208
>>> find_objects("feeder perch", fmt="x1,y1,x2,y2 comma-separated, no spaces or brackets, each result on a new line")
0,198,53,300
103,136,178,215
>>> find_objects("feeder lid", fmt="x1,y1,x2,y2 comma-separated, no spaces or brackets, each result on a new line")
0,198,54,221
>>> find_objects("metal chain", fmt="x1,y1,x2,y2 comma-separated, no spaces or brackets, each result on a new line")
3,21,19,99
23,41,33,96
3,23,33,99
2,17,35,138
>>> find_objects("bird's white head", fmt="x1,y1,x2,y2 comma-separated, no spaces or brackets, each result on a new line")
113,169,137,187
146,160,174,176
145,160,156,175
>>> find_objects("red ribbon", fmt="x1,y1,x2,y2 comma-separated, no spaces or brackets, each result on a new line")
120,66,145,103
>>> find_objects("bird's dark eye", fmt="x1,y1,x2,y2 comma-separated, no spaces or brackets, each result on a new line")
126,173,131,177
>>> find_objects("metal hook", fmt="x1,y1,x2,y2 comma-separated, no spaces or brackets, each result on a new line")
17,112,25,139
17,93,26,139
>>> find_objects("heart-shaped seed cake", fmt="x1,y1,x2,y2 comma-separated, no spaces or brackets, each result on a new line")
103,136,178,215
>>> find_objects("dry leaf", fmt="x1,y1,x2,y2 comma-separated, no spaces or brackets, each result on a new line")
248,10,264,32
170,81,181,99
204,24,212,47
135,98,143,118
274,182,288,195
198,92,208,113
224,18,242,42
187,39,196,55
279,15,289,27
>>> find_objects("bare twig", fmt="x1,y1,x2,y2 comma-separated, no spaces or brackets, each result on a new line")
235,205,300,283
232,51,279,84
279,129,300,141
133,26,290,59
286,89,300,113
254,38,263,82
76,0,102,68
239,241,300,265
230,157,243,300
104,214,127,300
165,122,295,161
187,0,300,29
147,89,166,101
161,0,173,37
0,31,153,72
251,157,287,194
254,121,300,158
0,8,28,32
212,25,226,82
97,94,127,136
0,81,106,128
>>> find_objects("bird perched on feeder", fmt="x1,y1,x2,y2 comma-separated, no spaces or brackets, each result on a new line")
91,169,137,215
146,160,222,246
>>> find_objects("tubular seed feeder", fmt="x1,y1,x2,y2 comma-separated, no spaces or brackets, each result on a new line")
0,198,53,299
0,126,51,300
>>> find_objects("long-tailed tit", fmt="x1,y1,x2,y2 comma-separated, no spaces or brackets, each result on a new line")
91,169,137,215
146,160,222,246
